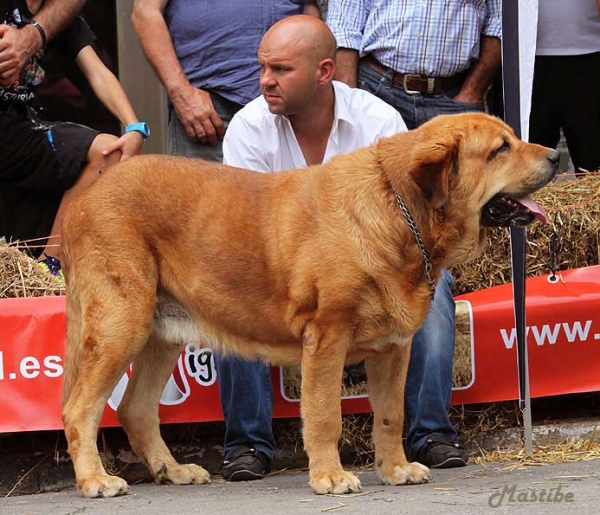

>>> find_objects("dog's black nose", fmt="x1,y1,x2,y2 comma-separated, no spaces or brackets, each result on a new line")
547,149,560,168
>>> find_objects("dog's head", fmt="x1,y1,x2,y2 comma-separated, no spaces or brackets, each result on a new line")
379,112,559,265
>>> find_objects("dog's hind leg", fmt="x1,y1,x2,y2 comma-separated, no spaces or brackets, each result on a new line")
117,335,210,486
364,343,431,486
301,323,362,495
62,292,156,498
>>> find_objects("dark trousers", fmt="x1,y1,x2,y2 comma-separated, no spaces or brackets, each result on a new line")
529,52,600,174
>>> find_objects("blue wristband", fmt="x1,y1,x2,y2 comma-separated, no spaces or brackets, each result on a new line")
125,122,150,140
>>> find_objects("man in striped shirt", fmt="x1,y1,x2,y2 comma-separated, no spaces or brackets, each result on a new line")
328,0,501,129
328,0,502,469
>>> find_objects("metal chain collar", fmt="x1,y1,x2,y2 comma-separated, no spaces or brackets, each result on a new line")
389,182,436,299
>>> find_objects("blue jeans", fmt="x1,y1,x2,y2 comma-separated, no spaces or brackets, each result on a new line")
167,91,276,459
359,63,477,456
404,269,457,457
213,354,275,459
358,63,485,130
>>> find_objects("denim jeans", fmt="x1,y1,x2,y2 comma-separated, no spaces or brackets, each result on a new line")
213,354,275,459
167,91,275,459
404,269,457,457
359,62,475,456
358,63,485,130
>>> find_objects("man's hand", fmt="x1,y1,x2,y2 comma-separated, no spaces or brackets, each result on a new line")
453,89,484,105
0,24,40,85
171,84,225,146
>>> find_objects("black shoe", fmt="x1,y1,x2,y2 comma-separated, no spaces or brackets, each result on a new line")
221,448,271,481
414,435,468,469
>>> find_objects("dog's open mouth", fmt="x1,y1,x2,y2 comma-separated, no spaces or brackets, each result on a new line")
481,193,548,227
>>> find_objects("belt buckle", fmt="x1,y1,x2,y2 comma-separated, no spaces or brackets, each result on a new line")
403,74,437,94
402,73,422,95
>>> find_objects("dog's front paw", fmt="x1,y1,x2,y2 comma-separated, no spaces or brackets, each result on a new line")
78,475,129,498
309,470,362,495
378,461,430,485
154,463,211,485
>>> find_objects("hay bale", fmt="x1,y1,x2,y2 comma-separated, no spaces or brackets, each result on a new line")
453,300,473,388
282,364,368,400
0,243,64,298
453,173,600,296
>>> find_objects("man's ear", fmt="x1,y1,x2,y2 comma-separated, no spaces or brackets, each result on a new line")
317,58,335,85
408,135,460,210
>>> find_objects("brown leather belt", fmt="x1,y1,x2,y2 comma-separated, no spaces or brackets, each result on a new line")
361,55,468,95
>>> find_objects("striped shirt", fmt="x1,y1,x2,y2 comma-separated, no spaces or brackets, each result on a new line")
327,0,502,78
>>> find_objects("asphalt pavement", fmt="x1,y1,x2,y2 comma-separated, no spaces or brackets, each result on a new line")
2,458,600,515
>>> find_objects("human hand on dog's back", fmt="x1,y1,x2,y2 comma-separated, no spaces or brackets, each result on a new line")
101,132,143,162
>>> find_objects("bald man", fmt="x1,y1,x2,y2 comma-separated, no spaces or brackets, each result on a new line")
134,1,322,483
225,15,406,168
223,15,465,481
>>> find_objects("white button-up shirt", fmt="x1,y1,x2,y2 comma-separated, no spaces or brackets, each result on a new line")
223,81,407,172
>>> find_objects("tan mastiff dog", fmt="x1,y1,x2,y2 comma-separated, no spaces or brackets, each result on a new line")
61,112,558,497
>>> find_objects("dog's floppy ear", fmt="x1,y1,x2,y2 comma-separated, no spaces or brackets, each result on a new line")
408,132,460,210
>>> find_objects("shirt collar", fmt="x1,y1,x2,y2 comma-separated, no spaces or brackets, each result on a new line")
273,81,359,166
332,80,356,127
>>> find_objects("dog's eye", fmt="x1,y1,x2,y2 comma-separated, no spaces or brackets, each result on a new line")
498,141,511,153
488,141,511,161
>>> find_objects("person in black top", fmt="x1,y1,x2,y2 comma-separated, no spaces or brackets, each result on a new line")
0,0,148,275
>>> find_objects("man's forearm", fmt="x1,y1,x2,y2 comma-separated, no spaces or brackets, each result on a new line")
334,48,359,88
34,0,85,40
131,7,191,100
458,36,501,102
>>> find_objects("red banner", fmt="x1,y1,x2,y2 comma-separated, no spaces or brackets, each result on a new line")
1,266,599,433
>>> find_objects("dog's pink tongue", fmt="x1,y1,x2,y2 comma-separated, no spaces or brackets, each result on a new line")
517,195,548,224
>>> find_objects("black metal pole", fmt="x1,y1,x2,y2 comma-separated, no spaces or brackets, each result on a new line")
501,0,533,454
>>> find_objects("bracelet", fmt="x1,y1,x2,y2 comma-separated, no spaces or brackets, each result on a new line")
26,18,47,49
125,122,150,140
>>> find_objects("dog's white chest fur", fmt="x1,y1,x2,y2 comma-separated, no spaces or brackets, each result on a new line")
371,332,410,351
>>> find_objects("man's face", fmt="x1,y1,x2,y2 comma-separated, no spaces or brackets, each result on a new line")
258,35,318,116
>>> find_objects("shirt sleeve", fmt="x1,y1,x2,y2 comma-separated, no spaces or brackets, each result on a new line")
483,0,502,39
223,114,271,173
326,0,369,50
51,16,97,59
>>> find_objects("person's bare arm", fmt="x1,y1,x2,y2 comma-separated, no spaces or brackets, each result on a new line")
455,36,501,104
334,48,359,88
76,46,143,161
303,2,322,19
597,0,600,19
132,0,224,145
0,0,84,84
